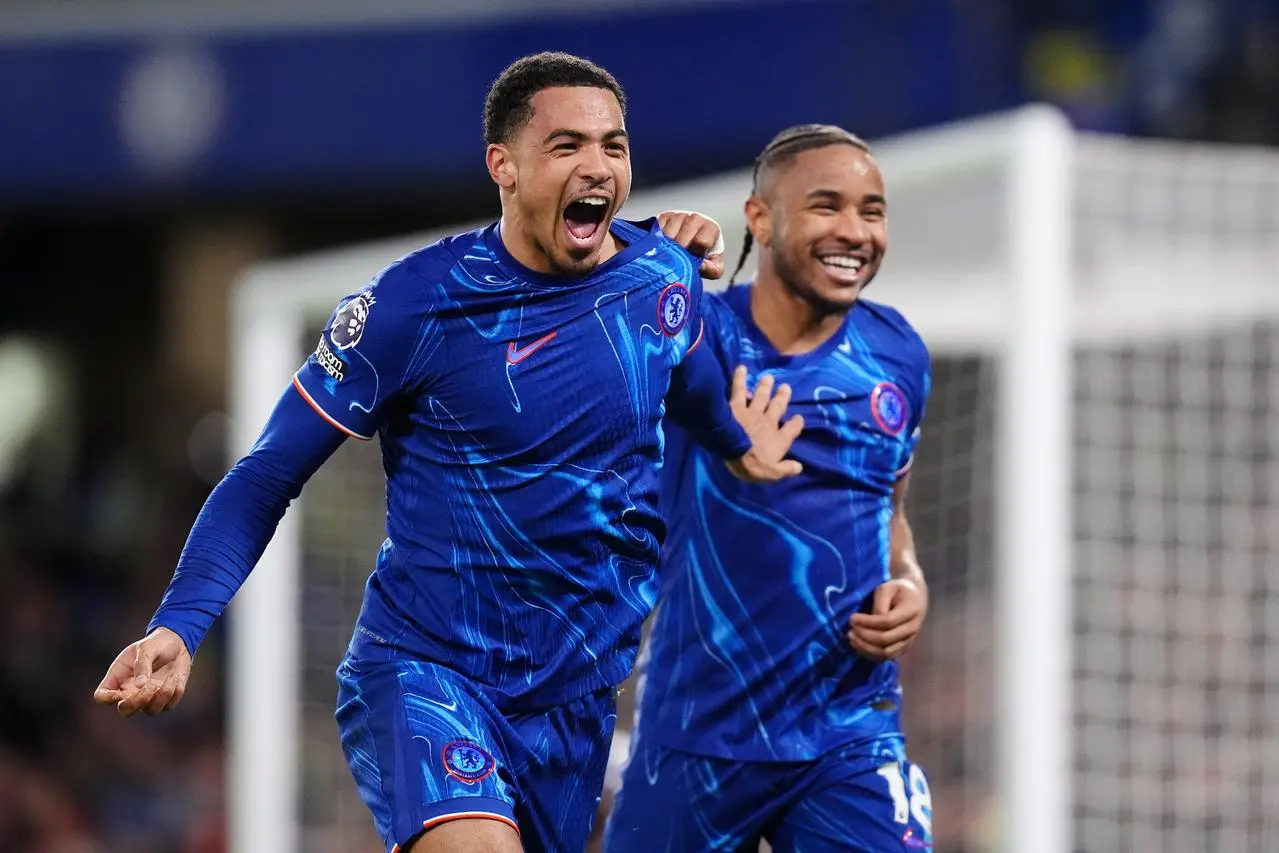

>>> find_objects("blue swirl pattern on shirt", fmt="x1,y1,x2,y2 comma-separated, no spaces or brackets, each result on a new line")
640,283,932,761
295,219,707,711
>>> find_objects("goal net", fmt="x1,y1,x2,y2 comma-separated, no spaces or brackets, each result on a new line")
226,107,1279,853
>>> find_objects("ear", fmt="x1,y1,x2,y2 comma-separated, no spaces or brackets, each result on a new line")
744,196,772,248
486,143,516,189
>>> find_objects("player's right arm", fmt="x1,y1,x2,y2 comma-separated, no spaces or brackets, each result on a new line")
93,389,346,717
94,260,436,718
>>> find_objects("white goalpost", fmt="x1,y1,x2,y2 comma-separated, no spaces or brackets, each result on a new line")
226,105,1279,853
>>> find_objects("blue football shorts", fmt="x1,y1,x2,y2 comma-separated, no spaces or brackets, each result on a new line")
604,723,933,852
336,654,616,853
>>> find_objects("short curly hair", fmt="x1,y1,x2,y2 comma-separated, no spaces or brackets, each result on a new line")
483,51,627,146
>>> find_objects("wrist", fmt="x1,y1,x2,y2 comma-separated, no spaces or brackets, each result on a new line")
148,625,182,643
146,617,199,660
890,567,927,599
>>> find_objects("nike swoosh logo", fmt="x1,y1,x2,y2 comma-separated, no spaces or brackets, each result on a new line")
424,697,458,712
506,331,557,365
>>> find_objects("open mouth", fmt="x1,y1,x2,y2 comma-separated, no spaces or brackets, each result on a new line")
563,196,610,248
818,253,868,284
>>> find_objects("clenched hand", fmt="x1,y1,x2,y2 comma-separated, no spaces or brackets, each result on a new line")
848,579,927,661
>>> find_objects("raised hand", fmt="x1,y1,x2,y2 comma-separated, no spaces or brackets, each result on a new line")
725,366,804,483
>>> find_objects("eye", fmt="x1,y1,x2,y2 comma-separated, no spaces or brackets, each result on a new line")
606,142,628,156
863,207,886,220
553,142,577,153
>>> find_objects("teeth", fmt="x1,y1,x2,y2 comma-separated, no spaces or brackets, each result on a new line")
820,256,863,270
578,197,607,206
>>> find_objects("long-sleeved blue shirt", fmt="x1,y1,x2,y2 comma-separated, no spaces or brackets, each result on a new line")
149,218,751,710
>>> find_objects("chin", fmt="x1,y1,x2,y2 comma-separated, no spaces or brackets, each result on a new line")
819,270,879,309
552,248,601,276
809,280,862,306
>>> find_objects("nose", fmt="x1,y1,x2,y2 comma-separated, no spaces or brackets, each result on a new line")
834,210,873,246
577,143,610,183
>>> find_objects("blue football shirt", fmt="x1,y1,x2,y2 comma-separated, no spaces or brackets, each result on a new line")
293,218,719,711
639,283,931,761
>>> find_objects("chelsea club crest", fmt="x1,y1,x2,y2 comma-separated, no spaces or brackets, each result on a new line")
657,282,690,336
870,381,909,436
441,740,495,784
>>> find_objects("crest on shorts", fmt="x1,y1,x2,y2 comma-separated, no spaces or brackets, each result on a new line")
441,740,495,784
870,381,909,436
657,282,690,336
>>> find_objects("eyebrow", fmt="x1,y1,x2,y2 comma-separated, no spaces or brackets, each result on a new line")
542,128,629,145
807,188,887,206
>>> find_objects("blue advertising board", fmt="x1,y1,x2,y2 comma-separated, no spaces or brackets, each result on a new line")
0,0,1022,204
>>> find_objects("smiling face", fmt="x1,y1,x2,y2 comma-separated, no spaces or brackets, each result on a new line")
747,143,888,311
486,86,632,276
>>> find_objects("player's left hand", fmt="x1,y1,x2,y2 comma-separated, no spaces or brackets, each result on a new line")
848,578,928,661
658,210,726,280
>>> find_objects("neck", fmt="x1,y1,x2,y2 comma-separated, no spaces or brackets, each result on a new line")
749,271,848,356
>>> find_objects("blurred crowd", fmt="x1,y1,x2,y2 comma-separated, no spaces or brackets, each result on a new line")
0,340,225,852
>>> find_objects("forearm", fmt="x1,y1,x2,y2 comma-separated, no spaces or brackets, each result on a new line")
666,340,752,459
148,386,344,657
889,514,927,595
148,459,303,657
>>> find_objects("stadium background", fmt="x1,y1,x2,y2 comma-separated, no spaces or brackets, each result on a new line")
1,1,1276,851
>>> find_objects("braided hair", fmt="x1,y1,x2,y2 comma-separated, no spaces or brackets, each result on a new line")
729,124,872,284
